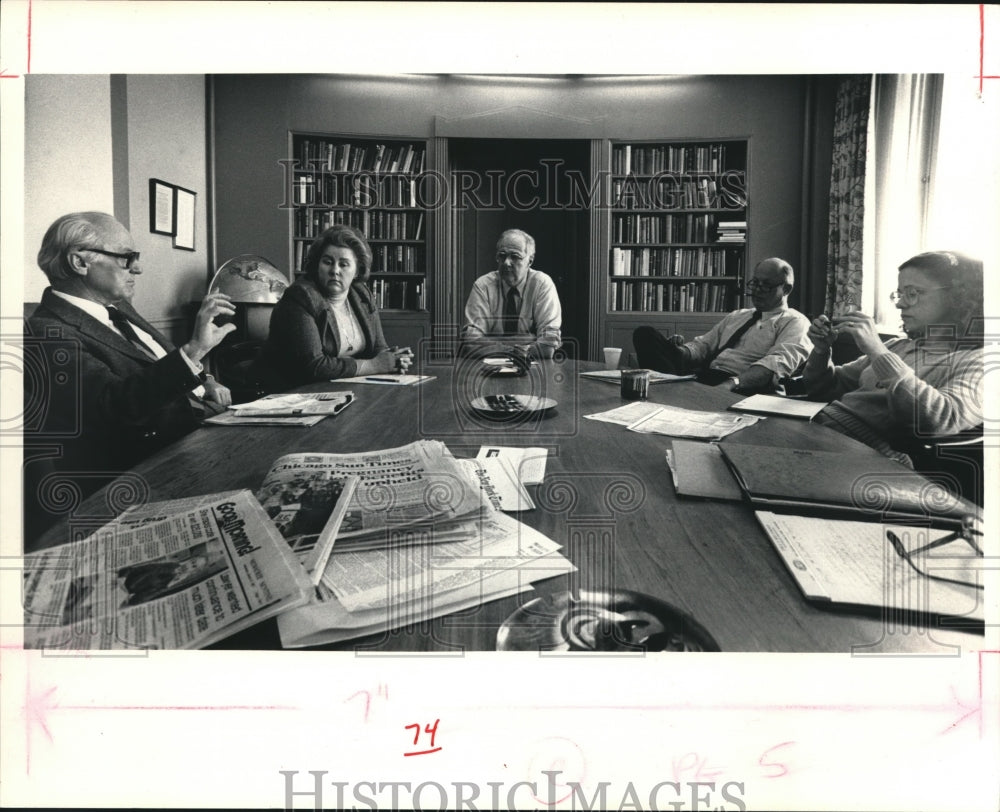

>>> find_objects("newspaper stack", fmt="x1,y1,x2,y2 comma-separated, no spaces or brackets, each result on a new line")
262,441,489,558
271,440,575,648
23,490,313,650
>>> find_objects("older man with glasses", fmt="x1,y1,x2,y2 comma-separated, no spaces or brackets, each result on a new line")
632,257,812,392
24,211,237,543
460,228,563,361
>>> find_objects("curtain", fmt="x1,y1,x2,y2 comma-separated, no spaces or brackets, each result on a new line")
824,76,872,317
862,74,943,327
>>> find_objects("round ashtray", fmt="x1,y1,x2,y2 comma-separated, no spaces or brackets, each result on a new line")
496,589,721,652
470,394,557,418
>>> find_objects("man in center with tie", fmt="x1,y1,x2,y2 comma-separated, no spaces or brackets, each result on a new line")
461,228,563,360
632,257,812,393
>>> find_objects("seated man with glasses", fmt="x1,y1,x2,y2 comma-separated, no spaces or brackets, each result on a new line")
632,257,811,392
804,250,983,467
460,228,562,360
24,211,238,544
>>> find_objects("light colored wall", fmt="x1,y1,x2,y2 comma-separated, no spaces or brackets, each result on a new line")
125,74,210,338
23,75,209,344
24,75,115,303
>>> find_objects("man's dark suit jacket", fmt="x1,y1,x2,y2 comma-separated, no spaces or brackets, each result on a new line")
24,288,203,545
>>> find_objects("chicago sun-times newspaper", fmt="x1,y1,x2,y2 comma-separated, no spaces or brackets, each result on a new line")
22,490,312,650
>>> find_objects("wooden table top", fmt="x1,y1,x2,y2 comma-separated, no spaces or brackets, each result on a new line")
31,355,984,653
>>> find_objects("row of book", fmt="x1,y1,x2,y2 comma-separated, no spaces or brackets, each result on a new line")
294,208,424,242
296,139,426,176
370,245,424,275
370,278,427,311
611,246,743,278
609,280,735,313
292,173,421,209
612,144,742,175
293,239,424,277
612,174,747,211
612,212,742,244
716,220,747,243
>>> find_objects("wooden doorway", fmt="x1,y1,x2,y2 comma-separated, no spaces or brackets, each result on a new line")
449,138,591,357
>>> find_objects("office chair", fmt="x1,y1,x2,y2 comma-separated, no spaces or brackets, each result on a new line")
895,426,985,507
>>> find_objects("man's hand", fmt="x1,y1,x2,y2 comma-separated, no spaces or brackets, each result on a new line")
202,377,232,408
666,334,686,347
182,292,237,363
831,310,888,357
807,314,838,353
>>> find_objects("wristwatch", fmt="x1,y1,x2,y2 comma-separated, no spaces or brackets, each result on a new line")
729,377,741,391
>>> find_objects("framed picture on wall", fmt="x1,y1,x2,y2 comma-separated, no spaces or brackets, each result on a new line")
173,185,196,251
149,178,175,235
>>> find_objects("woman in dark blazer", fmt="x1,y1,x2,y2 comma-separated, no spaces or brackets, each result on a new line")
259,224,410,386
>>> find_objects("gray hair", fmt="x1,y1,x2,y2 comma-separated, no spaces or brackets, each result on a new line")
497,229,536,259
37,212,116,282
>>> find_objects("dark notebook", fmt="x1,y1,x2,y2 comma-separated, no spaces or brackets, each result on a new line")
718,444,979,527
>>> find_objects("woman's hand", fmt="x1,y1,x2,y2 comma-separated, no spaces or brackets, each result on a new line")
831,310,888,357
371,347,414,374
807,314,838,353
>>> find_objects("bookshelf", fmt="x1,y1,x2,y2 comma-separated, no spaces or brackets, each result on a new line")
603,138,749,357
288,132,431,347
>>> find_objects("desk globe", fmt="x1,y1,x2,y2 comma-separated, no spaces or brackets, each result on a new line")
207,254,289,304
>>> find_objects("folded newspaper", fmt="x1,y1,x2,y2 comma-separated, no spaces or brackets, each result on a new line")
23,490,312,650
255,460,361,584
265,441,486,568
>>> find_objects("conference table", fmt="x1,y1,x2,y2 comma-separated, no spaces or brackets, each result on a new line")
31,353,985,653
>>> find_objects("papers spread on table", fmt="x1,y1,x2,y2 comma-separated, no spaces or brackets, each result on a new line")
729,393,828,420
667,440,744,501
23,490,312,650
585,399,760,441
335,374,436,385
205,391,354,426
255,457,361,584
476,445,548,485
719,443,978,526
755,511,985,622
580,369,696,384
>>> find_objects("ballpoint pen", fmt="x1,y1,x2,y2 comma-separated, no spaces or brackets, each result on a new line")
366,376,403,383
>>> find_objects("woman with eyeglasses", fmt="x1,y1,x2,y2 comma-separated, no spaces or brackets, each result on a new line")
803,250,983,465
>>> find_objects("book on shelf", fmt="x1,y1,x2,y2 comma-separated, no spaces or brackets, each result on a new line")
23,490,313,650
755,511,984,624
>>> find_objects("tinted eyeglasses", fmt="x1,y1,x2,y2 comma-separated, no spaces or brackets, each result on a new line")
496,251,527,263
84,248,141,269
889,285,951,305
745,279,783,293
